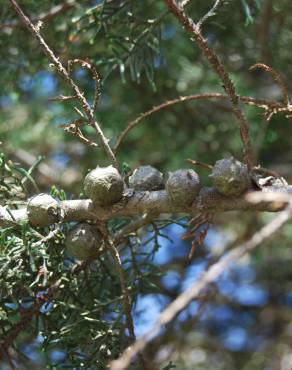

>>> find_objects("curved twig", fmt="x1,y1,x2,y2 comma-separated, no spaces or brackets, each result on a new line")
197,0,224,30
59,119,99,147
114,93,284,152
250,63,290,106
9,0,118,168
67,59,101,112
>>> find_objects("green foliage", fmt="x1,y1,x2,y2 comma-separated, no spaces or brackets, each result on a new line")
1,1,292,369
0,153,168,368
0,152,27,205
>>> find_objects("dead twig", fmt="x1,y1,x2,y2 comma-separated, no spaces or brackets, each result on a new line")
59,119,99,147
187,158,213,170
114,214,154,244
114,93,285,152
164,0,253,168
197,0,224,31
9,0,118,168
49,94,76,102
180,0,192,8
182,213,213,259
110,201,292,370
67,59,101,112
99,223,150,370
250,63,290,106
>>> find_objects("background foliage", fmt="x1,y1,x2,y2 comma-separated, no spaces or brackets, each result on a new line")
1,1,292,369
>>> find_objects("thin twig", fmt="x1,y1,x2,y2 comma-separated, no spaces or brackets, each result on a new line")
197,0,224,30
164,0,253,168
67,59,101,112
9,0,118,168
31,228,60,248
187,158,213,170
104,235,136,341
114,92,284,152
180,0,192,7
99,223,150,370
1,1,75,30
49,94,76,102
110,201,292,370
60,119,99,147
114,214,154,244
249,63,290,106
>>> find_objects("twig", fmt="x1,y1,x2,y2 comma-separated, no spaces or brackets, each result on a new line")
114,93,223,151
1,1,75,30
60,119,99,147
114,93,284,152
31,228,60,248
110,201,292,370
9,0,118,168
249,63,290,105
180,0,192,7
187,158,213,170
99,223,149,370
164,0,253,168
197,0,224,30
114,214,155,244
67,59,101,112
182,212,212,259
104,234,136,341
49,94,76,102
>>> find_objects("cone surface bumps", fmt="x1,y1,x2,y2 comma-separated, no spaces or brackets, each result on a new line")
84,166,124,206
66,223,102,260
210,156,250,196
27,193,60,227
166,169,201,205
129,165,164,191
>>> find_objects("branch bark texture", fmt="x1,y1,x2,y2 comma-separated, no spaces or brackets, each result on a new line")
1,187,291,228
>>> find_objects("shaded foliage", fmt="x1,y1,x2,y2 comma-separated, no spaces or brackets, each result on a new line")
0,1,292,369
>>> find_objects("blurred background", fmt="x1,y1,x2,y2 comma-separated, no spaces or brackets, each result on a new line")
0,1,292,369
